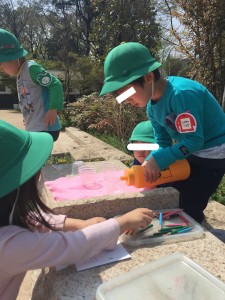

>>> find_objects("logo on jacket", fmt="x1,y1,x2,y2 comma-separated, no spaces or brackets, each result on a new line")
37,71,52,86
175,112,197,133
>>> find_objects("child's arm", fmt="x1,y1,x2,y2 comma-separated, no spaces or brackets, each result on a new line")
63,217,106,232
32,212,106,232
29,63,64,126
44,109,58,126
43,208,153,233
1,208,153,275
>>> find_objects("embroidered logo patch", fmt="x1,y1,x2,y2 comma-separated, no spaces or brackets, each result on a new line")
175,113,197,133
37,72,52,86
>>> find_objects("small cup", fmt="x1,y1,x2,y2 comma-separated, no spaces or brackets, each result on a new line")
101,162,121,193
71,161,85,176
78,165,97,188
102,162,117,182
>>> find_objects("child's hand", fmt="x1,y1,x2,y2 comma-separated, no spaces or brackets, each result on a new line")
143,156,160,182
115,208,153,234
45,109,57,126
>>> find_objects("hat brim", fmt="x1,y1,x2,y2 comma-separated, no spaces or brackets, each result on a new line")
0,48,28,62
0,131,53,198
100,61,162,96
129,136,156,143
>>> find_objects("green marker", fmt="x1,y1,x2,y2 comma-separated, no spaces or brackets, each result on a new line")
170,226,190,235
139,223,153,233
159,226,184,232
152,232,166,237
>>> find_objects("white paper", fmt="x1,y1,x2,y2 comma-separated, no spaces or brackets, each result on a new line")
75,241,131,271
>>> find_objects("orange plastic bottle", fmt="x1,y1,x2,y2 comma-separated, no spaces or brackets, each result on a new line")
120,159,190,188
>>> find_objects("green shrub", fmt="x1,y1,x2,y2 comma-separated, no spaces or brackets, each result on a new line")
212,175,225,205
58,107,75,130
60,92,147,142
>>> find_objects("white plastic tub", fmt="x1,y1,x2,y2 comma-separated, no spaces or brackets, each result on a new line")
96,253,225,300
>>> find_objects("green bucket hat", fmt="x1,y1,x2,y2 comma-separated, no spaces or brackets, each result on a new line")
129,121,156,144
0,120,53,198
100,42,162,96
0,29,28,62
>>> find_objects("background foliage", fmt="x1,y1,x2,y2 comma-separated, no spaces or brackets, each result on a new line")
59,92,147,142
1,0,224,104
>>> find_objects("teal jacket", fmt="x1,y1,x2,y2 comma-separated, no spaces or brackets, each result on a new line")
146,76,225,170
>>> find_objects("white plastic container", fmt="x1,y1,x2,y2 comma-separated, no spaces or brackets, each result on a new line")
96,253,225,300
71,161,85,175
120,209,205,247
78,165,97,188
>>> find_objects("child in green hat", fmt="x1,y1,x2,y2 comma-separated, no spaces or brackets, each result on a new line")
0,119,153,299
0,28,63,141
100,42,225,223
128,120,158,166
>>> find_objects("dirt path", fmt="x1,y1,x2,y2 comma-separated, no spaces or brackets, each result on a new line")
0,109,24,129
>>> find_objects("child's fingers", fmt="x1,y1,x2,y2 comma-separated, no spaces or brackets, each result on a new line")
143,215,153,224
138,208,154,217
125,229,135,235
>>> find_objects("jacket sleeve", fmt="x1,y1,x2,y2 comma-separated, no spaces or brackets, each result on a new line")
146,89,205,170
0,219,120,275
29,64,64,110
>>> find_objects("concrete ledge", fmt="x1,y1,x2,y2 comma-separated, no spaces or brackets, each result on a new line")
66,127,132,162
40,161,179,218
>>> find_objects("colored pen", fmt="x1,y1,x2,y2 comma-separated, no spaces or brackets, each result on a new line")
159,225,184,232
163,209,183,219
139,223,153,233
167,214,180,219
158,228,173,233
177,227,193,234
159,211,163,228
170,226,190,235
152,232,166,237
165,223,187,227
178,214,190,225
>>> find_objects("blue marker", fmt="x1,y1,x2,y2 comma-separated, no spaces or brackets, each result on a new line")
159,211,163,228
177,227,193,234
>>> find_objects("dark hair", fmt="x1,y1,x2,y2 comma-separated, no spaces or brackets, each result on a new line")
0,174,57,231
132,69,161,86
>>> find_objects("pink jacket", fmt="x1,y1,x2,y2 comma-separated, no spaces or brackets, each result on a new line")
0,214,120,300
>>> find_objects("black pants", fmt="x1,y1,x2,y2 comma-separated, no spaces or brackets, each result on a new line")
40,130,60,142
170,155,225,223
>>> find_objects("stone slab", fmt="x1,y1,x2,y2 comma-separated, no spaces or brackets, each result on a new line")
40,161,179,219
32,231,225,300
66,127,132,162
